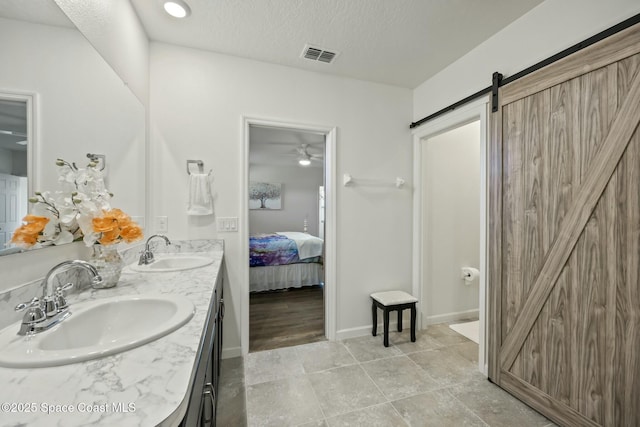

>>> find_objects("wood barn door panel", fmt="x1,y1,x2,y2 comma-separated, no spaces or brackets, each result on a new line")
500,24,640,106
501,98,525,341
500,61,640,369
612,53,640,421
491,27,640,427
612,126,640,426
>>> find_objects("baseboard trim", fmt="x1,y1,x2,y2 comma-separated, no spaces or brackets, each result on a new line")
337,309,479,341
423,309,479,326
221,346,242,359
336,321,402,341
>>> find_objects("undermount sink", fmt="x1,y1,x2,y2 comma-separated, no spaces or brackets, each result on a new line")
130,254,214,272
0,294,195,368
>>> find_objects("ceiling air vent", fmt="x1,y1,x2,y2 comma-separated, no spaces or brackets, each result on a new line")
301,44,339,64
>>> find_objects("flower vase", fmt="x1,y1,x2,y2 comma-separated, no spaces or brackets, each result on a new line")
89,245,123,288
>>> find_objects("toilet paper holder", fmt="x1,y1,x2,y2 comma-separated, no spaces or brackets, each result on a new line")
461,267,480,285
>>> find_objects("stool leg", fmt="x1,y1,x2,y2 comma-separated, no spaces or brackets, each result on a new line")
383,308,390,347
371,302,377,337
410,303,416,342
397,309,403,332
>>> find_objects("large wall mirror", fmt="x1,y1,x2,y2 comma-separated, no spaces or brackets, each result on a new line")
0,0,146,256
0,95,29,251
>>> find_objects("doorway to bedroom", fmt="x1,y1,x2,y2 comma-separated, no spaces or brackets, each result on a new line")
247,124,327,352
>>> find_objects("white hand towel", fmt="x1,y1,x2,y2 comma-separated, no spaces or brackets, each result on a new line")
187,173,213,215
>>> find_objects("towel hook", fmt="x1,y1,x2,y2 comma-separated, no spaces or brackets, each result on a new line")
187,160,204,175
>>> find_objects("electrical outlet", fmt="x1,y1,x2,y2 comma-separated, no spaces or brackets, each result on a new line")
156,216,168,233
216,217,238,232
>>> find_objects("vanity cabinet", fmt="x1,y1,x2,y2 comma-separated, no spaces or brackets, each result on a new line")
181,268,224,427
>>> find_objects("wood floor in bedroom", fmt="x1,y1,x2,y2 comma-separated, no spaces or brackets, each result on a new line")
249,285,325,352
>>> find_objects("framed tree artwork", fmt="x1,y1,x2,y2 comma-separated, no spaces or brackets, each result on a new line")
249,182,282,209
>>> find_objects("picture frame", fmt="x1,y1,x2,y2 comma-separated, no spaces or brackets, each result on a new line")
249,182,282,209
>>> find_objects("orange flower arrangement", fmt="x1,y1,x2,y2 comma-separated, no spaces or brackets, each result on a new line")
11,215,50,248
92,208,143,246
9,158,143,249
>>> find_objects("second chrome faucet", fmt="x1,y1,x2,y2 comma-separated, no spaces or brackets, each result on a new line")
138,234,172,265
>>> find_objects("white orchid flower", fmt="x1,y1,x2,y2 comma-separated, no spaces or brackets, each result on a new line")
31,196,59,221
82,231,99,247
56,164,78,193
49,192,77,225
52,229,74,246
40,216,62,242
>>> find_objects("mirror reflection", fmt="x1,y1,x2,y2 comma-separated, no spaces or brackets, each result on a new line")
0,0,146,256
0,98,27,250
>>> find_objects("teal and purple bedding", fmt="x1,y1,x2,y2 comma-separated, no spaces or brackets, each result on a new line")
250,233,321,267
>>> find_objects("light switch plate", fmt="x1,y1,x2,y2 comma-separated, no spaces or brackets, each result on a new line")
217,217,238,232
156,216,168,233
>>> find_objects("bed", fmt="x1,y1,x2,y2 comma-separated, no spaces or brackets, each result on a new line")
249,231,324,292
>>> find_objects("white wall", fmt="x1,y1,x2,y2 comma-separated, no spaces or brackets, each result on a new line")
150,42,413,352
12,151,27,177
0,148,11,175
413,0,640,121
0,150,25,176
422,121,480,322
249,164,323,237
54,0,150,106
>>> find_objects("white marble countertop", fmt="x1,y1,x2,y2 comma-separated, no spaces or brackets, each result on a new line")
0,241,224,427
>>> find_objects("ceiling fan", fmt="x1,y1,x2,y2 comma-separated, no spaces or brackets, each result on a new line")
295,144,323,166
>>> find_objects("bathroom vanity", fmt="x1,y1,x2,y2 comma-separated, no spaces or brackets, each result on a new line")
0,240,225,427
181,257,224,427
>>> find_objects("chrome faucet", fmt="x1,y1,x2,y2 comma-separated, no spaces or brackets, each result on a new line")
14,260,103,336
40,260,103,299
138,234,171,265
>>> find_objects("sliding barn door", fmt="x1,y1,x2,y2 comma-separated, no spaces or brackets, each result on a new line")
489,23,640,427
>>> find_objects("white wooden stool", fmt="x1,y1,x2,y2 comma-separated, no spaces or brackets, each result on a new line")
370,290,418,347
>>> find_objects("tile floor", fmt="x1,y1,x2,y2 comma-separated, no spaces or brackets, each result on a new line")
216,324,556,427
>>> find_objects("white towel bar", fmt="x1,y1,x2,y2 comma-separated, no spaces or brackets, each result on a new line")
343,173,405,188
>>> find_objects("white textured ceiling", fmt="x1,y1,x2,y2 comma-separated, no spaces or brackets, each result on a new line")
131,0,543,88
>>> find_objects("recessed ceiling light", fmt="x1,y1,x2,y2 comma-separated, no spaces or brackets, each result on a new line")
164,0,191,18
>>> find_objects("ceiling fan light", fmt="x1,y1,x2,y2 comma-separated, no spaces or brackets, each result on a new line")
298,157,311,166
164,0,191,18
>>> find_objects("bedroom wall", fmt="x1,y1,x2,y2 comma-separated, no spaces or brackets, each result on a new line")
422,121,480,323
249,164,323,237
0,150,26,177
413,0,640,121
149,43,413,355
0,148,11,175
11,151,27,177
